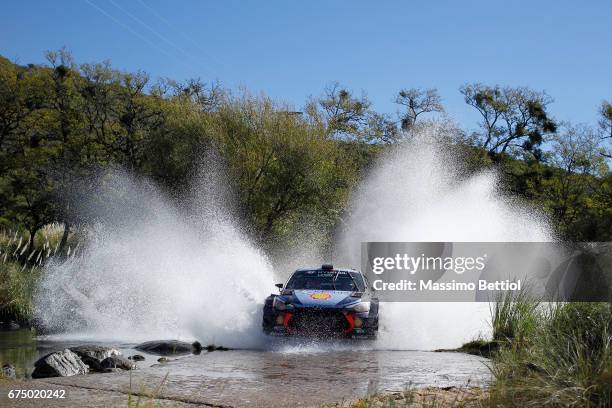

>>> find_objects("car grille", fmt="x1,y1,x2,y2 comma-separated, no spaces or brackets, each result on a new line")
288,310,349,336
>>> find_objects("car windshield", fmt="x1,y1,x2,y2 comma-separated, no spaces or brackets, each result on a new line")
285,270,365,291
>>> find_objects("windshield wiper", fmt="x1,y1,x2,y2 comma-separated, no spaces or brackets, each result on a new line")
347,272,360,292
332,271,360,292
332,271,338,290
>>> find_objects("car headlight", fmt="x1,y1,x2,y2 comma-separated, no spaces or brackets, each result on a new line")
273,297,287,311
350,302,370,313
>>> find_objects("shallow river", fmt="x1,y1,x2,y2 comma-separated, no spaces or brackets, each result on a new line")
0,329,490,407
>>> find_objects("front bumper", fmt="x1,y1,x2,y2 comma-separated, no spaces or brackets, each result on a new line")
264,309,377,338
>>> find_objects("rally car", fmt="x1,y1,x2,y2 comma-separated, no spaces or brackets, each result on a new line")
262,264,379,338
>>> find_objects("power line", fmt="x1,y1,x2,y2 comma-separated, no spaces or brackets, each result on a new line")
106,0,215,78
82,0,199,74
134,0,227,71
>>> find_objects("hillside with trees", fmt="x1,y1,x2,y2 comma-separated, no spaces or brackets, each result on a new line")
0,50,610,321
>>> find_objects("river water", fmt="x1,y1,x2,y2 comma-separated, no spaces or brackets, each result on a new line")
0,329,490,407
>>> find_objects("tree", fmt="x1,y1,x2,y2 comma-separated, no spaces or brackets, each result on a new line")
0,57,29,156
213,93,356,247
460,84,557,158
598,100,611,158
394,88,444,131
157,77,223,113
305,82,371,140
545,123,609,239
364,112,400,144
111,71,164,170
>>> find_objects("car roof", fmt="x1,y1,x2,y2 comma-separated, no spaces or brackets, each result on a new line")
294,267,362,274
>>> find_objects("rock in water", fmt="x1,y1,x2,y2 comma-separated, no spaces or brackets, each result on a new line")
31,349,88,378
70,344,121,361
100,356,136,370
69,345,121,372
69,345,120,361
205,344,230,352
135,340,200,356
2,364,16,378
0,321,20,330
128,354,145,361
77,354,105,372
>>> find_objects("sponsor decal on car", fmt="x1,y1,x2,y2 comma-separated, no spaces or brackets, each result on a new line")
310,293,332,300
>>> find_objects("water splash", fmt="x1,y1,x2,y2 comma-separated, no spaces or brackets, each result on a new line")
35,168,275,348
36,123,552,350
335,123,552,349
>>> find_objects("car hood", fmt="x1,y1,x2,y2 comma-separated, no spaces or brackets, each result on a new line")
290,290,356,308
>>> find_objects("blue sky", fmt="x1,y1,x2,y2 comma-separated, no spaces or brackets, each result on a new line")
1,0,610,131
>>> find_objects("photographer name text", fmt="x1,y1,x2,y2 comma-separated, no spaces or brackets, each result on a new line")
372,279,522,292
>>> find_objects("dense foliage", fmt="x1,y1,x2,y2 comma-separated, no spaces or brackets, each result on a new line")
0,50,610,266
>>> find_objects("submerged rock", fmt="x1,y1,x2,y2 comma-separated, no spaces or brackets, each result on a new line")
2,364,16,379
205,344,230,352
100,356,136,371
0,321,20,330
31,349,89,378
128,354,145,361
157,357,170,363
135,340,202,356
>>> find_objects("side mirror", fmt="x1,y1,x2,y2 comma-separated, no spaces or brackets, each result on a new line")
275,283,283,290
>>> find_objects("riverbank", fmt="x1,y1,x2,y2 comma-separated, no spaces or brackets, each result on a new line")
0,378,489,408
327,387,488,408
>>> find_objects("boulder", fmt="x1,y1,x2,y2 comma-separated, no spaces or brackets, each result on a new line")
128,354,145,361
2,364,16,379
157,357,169,363
78,354,106,372
69,345,121,373
135,340,202,356
31,349,88,378
69,345,120,361
100,356,136,370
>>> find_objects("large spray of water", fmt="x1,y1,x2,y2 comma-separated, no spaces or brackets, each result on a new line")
336,124,551,349
35,168,275,347
36,124,551,350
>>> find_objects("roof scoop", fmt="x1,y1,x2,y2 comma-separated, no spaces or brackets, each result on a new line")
321,264,334,270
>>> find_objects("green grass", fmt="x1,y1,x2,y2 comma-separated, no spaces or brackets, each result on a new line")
490,285,540,348
486,298,612,407
457,339,500,359
0,225,65,323
0,261,39,322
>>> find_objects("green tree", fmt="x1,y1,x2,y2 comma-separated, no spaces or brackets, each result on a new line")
305,82,371,140
395,87,444,131
213,93,356,247
460,83,557,158
598,100,611,158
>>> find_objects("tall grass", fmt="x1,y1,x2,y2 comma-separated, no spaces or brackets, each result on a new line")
490,288,540,348
0,262,39,322
487,292,611,407
0,224,76,322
